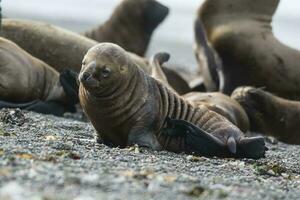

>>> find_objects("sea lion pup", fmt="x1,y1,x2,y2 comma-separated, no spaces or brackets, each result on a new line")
232,86,300,145
183,92,249,132
0,37,78,116
197,0,300,98
79,43,266,159
84,0,169,56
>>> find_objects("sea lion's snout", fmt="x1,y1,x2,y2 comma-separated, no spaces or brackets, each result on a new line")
80,72,93,82
79,61,99,88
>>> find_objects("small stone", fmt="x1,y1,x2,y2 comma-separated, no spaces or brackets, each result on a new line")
186,155,202,162
45,135,57,141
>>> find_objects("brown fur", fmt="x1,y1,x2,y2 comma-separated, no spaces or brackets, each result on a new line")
0,37,66,103
184,92,249,132
232,86,300,144
84,0,169,56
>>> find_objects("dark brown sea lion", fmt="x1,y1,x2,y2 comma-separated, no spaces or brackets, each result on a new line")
232,86,300,144
0,37,78,116
196,0,300,99
84,0,169,56
1,19,96,72
183,92,249,132
78,43,266,159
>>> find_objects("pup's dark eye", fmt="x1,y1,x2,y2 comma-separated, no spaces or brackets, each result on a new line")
101,66,111,78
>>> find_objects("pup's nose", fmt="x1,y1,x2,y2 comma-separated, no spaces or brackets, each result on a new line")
80,72,92,82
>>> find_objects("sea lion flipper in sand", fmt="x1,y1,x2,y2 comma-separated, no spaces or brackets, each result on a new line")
84,0,169,56
161,118,265,158
232,86,300,144
197,0,300,99
79,43,266,159
0,100,67,116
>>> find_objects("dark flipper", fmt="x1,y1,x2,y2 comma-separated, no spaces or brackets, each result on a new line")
162,118,266,159
0,100,66,116
162,118,226,157
236,137,267,159
59,69,79,105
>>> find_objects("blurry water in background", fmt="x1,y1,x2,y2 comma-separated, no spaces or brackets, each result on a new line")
3,0,300,71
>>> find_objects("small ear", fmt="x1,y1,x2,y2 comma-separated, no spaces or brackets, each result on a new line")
120,65,127,72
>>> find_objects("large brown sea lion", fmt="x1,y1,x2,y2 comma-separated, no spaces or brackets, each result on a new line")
84,0,169,56
232,86,300,144
1,19,190,94
0,37,78,116
78,43,266,159
195,0,300,99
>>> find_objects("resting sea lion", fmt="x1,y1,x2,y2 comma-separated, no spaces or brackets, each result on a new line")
232,86,300,144
78,43,266,159
183,92,249,132
1,19,190,94
0,37,78,116
84,0,169,56
196,0,300,99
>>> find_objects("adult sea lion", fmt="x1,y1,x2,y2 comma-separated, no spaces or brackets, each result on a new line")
78,43,266,159
1,19,190,94
84,0,169,56
0,37,78,116
232,86,300,144
196,0,300,99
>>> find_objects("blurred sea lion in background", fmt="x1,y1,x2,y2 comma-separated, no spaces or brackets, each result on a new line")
79,43,266,159
1,19,191,94
84,0,169,56
196,0,300,99
0,37,78,116
232,87,300,144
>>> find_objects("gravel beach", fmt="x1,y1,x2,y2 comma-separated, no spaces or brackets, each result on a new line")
0,109,299,200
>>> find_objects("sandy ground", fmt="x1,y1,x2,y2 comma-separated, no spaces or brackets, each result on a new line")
0,109,299,200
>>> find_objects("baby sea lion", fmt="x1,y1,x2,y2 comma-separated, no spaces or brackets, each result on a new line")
84,0,169,56
79,43,266,159
0,37,78,116
183,92,249,132
232,86,300,144
197,0,300,98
